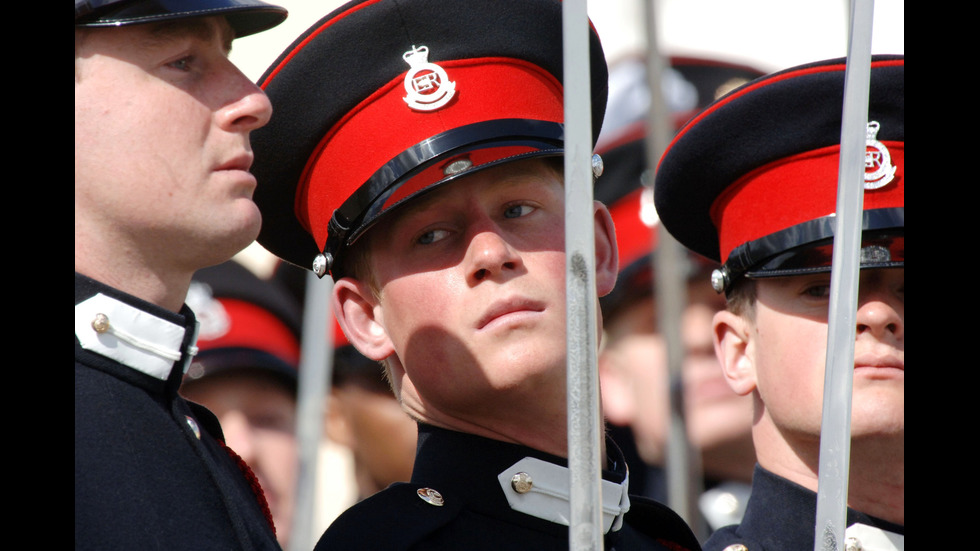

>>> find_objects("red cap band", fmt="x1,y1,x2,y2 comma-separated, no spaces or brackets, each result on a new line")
711,142,904,263
608,187,658,269
196,298,301,368
297,57,565,253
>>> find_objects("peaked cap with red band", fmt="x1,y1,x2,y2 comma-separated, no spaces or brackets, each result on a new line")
250,0,608,279
653,55,904,293
185,261,303,389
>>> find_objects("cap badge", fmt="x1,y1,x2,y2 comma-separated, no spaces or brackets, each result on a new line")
403,45,456,112
860,244,891,264
863,121,896,190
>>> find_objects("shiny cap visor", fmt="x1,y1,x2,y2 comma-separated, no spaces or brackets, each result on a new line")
745,233,904,279
713,207,904,293
74,0,287,38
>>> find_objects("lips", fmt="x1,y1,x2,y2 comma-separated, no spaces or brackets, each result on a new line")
476,296,545,330
216,153,254,172
853,353,904,370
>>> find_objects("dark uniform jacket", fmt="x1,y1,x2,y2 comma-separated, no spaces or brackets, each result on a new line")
704,466,904,551
317,423,701,550
75,273,281,551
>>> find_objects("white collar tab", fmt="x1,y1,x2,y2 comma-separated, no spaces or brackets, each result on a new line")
497,456,631,533
845,522,904,551
75,293,199,380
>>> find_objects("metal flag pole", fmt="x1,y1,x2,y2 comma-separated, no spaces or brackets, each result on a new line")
813,0,875,549
289,271,334,551
562,0,603,549
641,0,704,536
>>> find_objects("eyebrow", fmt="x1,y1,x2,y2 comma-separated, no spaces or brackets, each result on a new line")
144,17,234,53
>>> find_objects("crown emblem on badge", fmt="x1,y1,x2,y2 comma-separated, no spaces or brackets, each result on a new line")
863,121,896,189
402,45,456,112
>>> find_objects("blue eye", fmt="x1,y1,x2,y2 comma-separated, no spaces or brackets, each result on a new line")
803,284,831,298
418,229,450,245
504,204,534,219
167,56,193,71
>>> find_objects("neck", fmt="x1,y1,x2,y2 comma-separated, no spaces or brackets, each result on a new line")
845,434,904,525
75,242,192,313
754,421,904,526
404,395,607,465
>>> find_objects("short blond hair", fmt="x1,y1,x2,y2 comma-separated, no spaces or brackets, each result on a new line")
725,278,757,321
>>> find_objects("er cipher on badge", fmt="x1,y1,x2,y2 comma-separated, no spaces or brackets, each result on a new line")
403,45,456,112
864,121,897,190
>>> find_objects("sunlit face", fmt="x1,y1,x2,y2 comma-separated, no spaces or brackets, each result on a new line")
747,268,904,443
180,371,297,548
366,159,572,424
75,17,272,269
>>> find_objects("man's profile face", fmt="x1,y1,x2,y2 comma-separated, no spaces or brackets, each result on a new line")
74,16,273,266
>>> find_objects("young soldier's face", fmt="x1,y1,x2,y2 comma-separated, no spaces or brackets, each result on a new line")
744,268,905,442
74,17,273,267
350,158,616,427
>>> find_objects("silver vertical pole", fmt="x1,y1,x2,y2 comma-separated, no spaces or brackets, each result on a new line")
563,0,603,550
642,0,703,536
289,271,333,551
813,0,875,549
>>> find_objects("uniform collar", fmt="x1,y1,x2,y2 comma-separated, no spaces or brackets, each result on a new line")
736,465,904,550
75,272,200,382
410,424,631,535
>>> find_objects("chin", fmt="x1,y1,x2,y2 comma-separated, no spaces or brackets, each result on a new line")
223,209,263,249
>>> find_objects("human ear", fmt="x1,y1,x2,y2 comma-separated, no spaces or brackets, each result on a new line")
592,201,620,298
712,310,757,396
332,277,395,362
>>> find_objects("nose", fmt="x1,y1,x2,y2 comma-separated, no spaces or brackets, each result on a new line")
218,410,255,463
855,281,904,342
465,228,524,284
216,65,274,132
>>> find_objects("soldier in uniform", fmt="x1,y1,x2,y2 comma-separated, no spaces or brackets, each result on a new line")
250,0,700,548
75,1,287,549
654,55,904,550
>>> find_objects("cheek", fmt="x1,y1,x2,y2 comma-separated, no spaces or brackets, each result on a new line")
381,276,449,345
753,319,828,407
